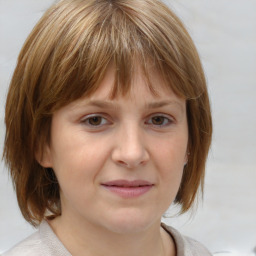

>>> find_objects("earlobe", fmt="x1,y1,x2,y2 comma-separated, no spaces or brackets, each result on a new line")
35,144,53,168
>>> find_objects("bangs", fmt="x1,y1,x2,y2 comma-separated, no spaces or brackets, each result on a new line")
32,0,201,113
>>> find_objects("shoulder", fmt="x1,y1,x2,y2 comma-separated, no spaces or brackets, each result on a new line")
1,221,71,256
1,231,42,256
161,223,213,256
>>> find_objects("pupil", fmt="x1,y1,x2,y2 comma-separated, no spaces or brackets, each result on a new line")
152,116,164,125
89,117,101,125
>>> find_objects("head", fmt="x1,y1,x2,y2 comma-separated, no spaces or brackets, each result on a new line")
3,0,212,226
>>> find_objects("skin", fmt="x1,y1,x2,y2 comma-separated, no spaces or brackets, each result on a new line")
40,66,188,256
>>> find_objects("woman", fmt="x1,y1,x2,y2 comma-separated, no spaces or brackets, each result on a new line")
3,0,212,255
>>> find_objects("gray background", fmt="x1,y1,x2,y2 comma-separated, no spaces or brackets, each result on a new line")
0,0,256,255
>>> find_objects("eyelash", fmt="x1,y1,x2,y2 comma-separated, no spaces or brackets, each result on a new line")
81,114,110,127
80,114,174,129
146,115,173,127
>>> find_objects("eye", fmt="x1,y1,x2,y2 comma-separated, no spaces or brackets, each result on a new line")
81,115,109,127
146,115,173,127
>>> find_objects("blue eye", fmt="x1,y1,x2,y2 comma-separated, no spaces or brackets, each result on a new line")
147,115,172,126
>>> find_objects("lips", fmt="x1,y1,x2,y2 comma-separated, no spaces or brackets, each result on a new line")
101,180,154,198
102,180,153,187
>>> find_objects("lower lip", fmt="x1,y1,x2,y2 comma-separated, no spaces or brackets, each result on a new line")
101,185,153,198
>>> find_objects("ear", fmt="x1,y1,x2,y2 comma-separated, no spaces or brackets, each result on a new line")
184,151,190,166
35,143,53,168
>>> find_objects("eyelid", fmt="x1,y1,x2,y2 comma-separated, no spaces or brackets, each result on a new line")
145,113,175,126
80,113,112,127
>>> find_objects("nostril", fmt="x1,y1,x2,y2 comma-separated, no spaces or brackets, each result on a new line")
111,144,150,168
117,160,129,167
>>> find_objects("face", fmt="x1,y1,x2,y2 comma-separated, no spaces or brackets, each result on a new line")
41,66,188,234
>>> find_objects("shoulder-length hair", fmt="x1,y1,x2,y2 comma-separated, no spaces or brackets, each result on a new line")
3,0,212,226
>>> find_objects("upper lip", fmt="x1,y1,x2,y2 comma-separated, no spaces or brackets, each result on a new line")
101,180,154,187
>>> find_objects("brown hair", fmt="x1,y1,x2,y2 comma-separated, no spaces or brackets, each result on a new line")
3,0,212,226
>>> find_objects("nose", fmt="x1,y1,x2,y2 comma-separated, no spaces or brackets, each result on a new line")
111,124,150,169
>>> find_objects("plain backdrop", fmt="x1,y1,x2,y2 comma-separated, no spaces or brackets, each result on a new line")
0,0,256,255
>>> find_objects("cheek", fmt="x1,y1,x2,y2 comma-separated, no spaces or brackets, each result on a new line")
149,140,185,215
151,136,187,188
50,133,111,187
153,136,187,166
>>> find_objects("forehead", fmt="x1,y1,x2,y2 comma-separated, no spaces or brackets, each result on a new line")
52,64,187,121
90,64,181,101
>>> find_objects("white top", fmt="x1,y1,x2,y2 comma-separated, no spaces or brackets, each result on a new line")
2,221,212,256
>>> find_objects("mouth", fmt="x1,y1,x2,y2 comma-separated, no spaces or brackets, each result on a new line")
101,180,154,198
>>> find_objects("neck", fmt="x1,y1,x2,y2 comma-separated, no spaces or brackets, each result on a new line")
48,215,175,256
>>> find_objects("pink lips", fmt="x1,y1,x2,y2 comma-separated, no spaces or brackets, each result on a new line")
101,180,153,198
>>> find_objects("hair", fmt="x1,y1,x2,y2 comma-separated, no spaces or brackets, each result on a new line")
3,0,212,227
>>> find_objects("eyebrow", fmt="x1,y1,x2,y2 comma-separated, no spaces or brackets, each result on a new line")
145,100,184,110
83,100,184,111
83,100,118,109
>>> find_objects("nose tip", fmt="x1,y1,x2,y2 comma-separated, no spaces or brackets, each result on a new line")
111,131,149,169
115,157,148,169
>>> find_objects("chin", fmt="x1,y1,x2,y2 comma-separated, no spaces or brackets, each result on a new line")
102,208,159,234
